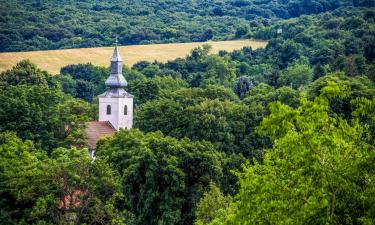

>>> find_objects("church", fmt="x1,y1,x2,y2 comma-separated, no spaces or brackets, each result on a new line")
86,43,133,156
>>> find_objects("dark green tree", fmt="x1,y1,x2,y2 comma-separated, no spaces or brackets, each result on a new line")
96,129,224,225
0,60,49,86
232,76,255,99
0,132,125,224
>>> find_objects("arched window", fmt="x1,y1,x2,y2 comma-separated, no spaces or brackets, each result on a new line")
124,105,128,115
106,105,111,115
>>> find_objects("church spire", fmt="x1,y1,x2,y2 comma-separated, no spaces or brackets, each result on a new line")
105,35,127,88
111,35,122,62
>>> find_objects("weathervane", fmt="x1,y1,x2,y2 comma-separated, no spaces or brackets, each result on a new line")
115,33,118,46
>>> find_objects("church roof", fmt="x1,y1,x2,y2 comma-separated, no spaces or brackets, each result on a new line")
86,121,116,149
111,45,122,62
105,73,128,87
105,45,127,88
98,88,133,98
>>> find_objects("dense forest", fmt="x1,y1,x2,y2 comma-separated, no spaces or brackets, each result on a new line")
1,0,375,51
1,1,375,225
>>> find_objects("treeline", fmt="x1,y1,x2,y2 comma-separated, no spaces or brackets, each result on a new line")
0,6,375,225
1,0,374,52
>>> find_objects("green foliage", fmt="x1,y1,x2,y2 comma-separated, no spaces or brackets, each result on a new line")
232,76,255,99
1,0,360,52
243,83,300,108
307,72,375,118
96,129,224,225
0,62,94,150
58,63,109,102
140,64,160,78
154,76,187,92
0,132,125,224
195,183,232,225
1,4,375,225
135,85,269,157
208,81,375,224
127,79,160,105
200,55,236,87
279,63,313,89
0,59,50,86
163,85,239,105
182,100,267,156
366,62,375,82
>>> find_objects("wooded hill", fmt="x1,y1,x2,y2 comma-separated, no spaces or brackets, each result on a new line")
1,0,374,52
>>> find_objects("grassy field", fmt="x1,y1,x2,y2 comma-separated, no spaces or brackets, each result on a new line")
0,40,267,75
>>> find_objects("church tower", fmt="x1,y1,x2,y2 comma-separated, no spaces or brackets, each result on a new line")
98,41,133,130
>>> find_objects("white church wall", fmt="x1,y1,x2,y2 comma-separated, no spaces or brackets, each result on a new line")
99,96,133,130
99,97,120,130
117,96,133,130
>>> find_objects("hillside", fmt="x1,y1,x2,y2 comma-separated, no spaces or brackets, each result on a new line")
0,1,375,225
0,39,266,74
1,0,373,52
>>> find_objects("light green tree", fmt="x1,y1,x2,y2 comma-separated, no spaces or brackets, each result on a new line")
209,81,375,224
195,182,232,225
279,63,313,89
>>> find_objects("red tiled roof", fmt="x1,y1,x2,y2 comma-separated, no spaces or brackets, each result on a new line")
59,190,86,210
86,121,116,149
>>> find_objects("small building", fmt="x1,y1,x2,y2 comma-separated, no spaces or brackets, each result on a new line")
86,43,133,156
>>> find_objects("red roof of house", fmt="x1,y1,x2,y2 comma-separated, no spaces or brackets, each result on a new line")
86,121,116,149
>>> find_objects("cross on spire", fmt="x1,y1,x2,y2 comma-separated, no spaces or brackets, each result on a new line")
115,33,118,46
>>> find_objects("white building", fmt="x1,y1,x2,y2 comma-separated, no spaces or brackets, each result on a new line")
98,44,133,130
86,44,133,154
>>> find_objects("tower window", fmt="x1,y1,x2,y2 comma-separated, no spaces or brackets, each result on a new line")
106,105,111,115
124,105,128,115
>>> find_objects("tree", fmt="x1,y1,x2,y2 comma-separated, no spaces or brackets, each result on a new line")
243,83,300,109
266,39,303,69
60,63,108,101
161,85,238,106
235,26,248,38
127,79,160,105
96,129,224,225
344,56,360,77
279,63,313,88
183,100,267,156
200,55,236,87
208,81,375,224
141,64,160,78
0,84,92,150
0,132,125,224
366,62,375,82
313,63,326,80
0,60,49,86
195,183,231,225
53,74,77,96
232,76,255,99
189,44,212,61
75,79,95,102
137,95,269,157
307,73,375,118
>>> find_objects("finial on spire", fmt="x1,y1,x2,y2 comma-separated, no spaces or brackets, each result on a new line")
111,33,122,62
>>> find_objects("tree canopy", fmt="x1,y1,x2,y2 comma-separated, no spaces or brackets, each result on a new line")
204,81,375,225
0,3,374,224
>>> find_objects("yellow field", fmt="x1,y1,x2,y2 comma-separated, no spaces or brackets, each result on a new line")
0,40,267,75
